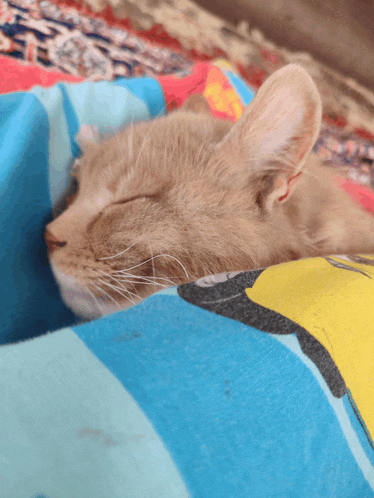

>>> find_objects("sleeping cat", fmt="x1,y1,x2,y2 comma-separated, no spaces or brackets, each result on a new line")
45,64,374,320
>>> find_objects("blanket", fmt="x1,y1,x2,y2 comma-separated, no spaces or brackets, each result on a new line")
2,257,374,497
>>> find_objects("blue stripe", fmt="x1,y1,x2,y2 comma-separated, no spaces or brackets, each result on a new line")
225,70,255,107
113,77,166,118
74,293,374,497
0,93,77,343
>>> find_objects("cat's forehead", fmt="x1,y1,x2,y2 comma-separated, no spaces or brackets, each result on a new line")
81,113,222,187
130,112,217,149
76,112,236,213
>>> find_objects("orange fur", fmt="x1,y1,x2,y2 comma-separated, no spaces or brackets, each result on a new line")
46,65,374,319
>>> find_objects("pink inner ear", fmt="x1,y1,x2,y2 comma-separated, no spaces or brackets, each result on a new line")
278,172,302,202
76,125,100,147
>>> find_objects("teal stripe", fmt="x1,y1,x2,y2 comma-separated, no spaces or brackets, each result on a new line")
60,80,151,135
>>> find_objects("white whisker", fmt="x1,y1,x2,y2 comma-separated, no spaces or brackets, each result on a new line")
96,277,138,305
128,117,134,160
133,134,150,172
113,128,127,164
94,268,137,291
88,267,140,299
90,282,122,310
132,107,166,173
148,239,156,295
114,276,168,288
121,254,190,279
113,271,178,280
84,285,106,315
113,270,177,286
98,240,138,260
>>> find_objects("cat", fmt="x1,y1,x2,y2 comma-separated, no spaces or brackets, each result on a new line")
45,64,374,320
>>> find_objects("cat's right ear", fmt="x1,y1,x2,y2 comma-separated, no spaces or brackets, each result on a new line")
181,94,211,115
75,125,101,151
213,64,322,211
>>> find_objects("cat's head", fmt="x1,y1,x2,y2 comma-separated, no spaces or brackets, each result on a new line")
46,64,322,319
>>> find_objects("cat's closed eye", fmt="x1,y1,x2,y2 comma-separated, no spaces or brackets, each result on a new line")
114,194,160,205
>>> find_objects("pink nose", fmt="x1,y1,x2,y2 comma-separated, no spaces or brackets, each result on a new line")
45,229,67,253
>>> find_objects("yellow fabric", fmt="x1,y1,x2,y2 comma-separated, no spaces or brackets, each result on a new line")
245,256,374,438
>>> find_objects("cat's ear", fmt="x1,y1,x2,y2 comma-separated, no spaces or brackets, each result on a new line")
215,64,322,209
181,94,211,115
75,125,101,151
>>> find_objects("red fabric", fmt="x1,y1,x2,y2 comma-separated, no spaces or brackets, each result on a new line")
157,62,246,121
157,63,210,112
336,177,374,216
0,55,83,94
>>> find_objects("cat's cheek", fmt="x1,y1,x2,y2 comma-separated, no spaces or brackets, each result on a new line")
49,260,118,320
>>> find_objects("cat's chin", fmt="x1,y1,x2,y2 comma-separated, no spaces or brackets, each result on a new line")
49,259,126,321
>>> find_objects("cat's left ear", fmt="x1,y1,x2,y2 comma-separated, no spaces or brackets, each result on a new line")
75,125,101,151
214,64,322,210
181,94,211,115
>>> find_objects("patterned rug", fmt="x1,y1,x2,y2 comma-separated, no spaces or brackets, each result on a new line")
1,0,374,192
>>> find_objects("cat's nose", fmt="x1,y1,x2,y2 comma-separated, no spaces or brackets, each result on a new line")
45,229,67,253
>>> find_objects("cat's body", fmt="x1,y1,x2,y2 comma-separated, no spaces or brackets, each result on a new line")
46,65,374,320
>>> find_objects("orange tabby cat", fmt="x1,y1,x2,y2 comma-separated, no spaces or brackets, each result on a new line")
45,64,374,319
